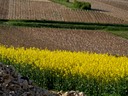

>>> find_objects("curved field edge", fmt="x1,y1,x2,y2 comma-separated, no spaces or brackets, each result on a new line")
0,26,128,56
0,45,128,96
78,0,128,22
5,0,128,24
0,19,128,39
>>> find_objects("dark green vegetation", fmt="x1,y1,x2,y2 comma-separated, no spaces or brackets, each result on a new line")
109,31,128,39
50,0,91,10
0,19,128,39
73,0,91,10
50,0,74,8
0,56,127,96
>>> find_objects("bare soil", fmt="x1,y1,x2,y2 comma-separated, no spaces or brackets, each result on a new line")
80,0,128,22
98,0,128,11
0,0,125,24
0,0,128,24
0,26,128,56
0,0,9,19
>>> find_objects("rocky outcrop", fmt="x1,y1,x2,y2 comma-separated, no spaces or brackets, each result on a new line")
0,62,86,96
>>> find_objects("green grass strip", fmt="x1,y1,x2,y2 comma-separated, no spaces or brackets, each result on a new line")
0,19,128,29
0,19,128,39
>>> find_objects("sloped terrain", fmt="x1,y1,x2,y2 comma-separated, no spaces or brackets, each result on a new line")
0,0,128,95
0,0,126,24
0,26,128,56
0,62,87,96
0,0,9,19
0,62,56,96
80,0,128,22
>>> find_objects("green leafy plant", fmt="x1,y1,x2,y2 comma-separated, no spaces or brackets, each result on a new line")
73,0,91,10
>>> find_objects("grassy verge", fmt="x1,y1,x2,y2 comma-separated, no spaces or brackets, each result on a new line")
108,31,128,39
0,46,128,96
0,19,128,39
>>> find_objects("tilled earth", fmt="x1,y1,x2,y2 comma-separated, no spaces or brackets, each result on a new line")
80,0,128,22
0,26,128,56
0,62,86,96
0,0,128,24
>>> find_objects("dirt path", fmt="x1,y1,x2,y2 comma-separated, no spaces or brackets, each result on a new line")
0,26,128,56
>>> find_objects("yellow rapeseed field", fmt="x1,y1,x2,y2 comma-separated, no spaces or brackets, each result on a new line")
0,45,128,83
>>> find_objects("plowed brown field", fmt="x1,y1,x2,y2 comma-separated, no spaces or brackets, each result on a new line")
80,0,128,22
0,0,9,19
0,26,128,56
98,0,128,11
0,0,126,24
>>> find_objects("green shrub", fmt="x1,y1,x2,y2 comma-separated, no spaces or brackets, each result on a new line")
65,0,69,2
102,93,121,96
73,0,91,10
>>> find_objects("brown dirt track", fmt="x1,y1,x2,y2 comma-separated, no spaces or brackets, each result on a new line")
0,26,128,56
